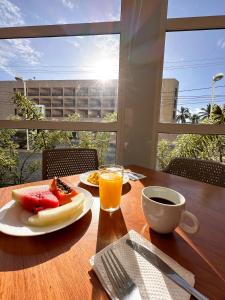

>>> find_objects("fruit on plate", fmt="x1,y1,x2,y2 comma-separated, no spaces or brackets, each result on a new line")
12,186,59,213
28,193,85,226
50,177,78,206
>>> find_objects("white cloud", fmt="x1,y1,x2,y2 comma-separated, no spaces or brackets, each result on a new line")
61,0,74,10
0,0,24,26
0,1,42,77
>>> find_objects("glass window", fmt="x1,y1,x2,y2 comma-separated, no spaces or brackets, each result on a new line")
64,87,75,96
28,88,39,96
160,30,225,124
39,98,51,107
157,133,225,170
52,98,63,107
52,88,63,96
0,128,116,186
168,0,225,18
77,98,88,108
40,88,51,96
0,0,121,27
0,35,119,121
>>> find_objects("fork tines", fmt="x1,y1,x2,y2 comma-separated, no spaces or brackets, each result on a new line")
101,249,135,298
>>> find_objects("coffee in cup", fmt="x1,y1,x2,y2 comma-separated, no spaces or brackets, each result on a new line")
142,186,199,234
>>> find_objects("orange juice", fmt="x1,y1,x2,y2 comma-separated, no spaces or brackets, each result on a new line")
99,171,123,212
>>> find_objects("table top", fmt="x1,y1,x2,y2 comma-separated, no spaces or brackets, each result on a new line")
0,166,225,300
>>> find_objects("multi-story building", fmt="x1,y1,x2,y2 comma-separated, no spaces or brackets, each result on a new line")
0,78,178,122
0,79,118,120
160,78,179,123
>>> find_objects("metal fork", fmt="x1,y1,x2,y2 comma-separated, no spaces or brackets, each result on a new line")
101,249,142,300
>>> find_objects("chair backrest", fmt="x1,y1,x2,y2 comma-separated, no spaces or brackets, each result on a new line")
163,157,225,188
42,148,99,180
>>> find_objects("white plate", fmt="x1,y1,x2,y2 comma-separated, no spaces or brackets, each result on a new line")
80,170,129,187
0,186,93,237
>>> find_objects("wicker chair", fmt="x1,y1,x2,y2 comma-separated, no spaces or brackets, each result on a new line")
163,157,225,188
42,148,99,180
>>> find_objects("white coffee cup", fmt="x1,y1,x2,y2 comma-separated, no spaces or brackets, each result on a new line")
142,186,199,234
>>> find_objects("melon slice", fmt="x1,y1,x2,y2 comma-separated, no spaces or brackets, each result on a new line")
12,186,59,213
28,193,85,226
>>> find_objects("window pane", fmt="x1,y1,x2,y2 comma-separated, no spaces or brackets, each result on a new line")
157,133,225,170
0,35,119,121
160,30,225,124
168,0,225,18
0,128,116,186
0,0,121,27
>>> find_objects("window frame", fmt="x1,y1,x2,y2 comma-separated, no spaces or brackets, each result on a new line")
153,14,225,167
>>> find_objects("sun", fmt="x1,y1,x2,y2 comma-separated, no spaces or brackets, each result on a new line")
92,59,118,81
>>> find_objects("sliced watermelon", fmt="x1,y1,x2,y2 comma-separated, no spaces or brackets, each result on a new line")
12,186,59,213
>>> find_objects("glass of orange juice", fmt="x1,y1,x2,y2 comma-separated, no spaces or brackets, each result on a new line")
99,165,124,212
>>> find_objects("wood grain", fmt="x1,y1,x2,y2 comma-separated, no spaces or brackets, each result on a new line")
0,166,225,300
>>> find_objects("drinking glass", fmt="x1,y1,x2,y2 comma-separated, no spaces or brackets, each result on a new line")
99,165,124,212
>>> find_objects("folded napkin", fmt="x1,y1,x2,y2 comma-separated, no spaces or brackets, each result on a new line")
127,171,147,181
90,230,195,300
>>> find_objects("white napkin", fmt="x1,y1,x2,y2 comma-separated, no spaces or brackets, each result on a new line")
127,172,147,181
90,230,195,300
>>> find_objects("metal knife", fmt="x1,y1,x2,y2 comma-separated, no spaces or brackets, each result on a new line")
126,239,209,300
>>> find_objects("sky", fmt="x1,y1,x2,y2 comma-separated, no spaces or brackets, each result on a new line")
0,0,121,82
166,0,225,114
0,0,225,114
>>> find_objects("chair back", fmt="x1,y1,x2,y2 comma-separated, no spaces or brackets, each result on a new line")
164,157,225,187
42,148,99,179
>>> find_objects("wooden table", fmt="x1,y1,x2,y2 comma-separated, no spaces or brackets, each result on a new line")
0,166,225,300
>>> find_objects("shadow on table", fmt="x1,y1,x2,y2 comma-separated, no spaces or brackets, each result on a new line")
0,210,92,271
89,208,128,300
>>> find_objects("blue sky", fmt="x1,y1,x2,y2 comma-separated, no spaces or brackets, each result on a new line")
0,0,225,114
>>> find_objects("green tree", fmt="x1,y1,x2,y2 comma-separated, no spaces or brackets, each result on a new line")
198,104,211,121
0,93,117,185
158,104,225,169
190,114,200,124
176,107,191,123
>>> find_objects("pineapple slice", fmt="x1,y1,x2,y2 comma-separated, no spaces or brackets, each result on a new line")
28,193,85,226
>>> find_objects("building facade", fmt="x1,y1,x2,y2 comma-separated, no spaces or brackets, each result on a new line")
160,78,179,123
0,79,118,121
0,78,178,122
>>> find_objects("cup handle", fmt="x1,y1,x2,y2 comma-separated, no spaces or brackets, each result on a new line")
179,210,199,234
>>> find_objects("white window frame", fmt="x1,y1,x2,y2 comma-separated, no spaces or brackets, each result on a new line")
153,15,225,166
1,2,225,168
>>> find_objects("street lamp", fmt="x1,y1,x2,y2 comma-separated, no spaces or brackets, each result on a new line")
211,72,224,116
15,76,29,150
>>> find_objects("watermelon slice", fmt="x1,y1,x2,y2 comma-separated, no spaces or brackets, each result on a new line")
12,186,59,213
28,193,85,226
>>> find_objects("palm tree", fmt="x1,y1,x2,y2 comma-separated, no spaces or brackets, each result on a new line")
176,107,191,123
191,114,200,124
198,104,211,121
211,104,225,124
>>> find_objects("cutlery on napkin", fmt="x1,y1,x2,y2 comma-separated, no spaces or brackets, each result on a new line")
90,230,195,300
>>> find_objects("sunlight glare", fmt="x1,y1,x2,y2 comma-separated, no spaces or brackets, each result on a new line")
93,59,118,81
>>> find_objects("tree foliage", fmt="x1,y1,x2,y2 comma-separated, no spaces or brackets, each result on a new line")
0,93,116,185
158,104,225,169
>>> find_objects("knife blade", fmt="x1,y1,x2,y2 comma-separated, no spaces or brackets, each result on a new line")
126,239,209,300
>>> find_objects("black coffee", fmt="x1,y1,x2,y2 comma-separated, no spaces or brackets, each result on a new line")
149,197,175,205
